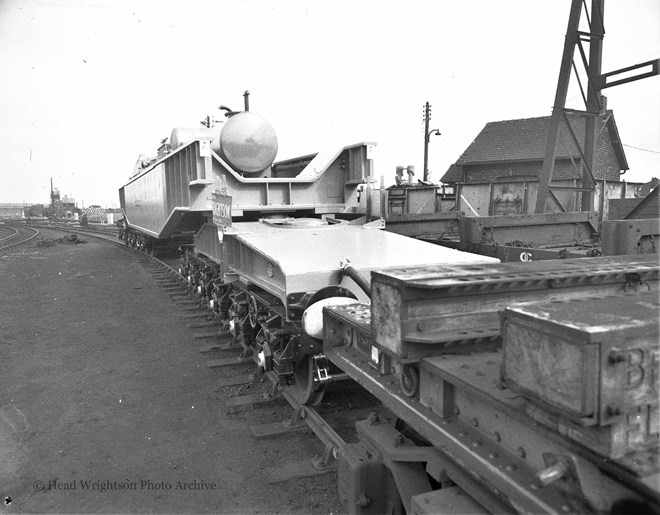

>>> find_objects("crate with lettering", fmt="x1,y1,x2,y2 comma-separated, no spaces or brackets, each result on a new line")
370,255,659,360
501,291,659,429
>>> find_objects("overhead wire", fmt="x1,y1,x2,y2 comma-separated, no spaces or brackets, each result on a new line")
622,143,660,154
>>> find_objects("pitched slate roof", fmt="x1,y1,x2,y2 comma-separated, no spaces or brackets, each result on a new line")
441,112,627,182
442,164,463,183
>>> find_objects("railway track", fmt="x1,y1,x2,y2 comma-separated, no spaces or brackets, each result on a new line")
31,221,384,489
135,252,385,485
0,223,40,254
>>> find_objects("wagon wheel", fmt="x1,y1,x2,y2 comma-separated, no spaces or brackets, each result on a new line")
289,354,326,406
247,294,259,328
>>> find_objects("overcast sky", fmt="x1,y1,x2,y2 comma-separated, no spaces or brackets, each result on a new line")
1,0,658,208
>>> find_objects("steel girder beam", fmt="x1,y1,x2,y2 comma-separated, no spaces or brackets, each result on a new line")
535,0,659,214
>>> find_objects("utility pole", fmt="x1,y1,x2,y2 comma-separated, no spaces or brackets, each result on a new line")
423,102,431,182
422,102,441,183
50,177,55,220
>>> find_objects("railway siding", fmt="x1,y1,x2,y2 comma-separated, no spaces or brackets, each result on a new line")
1,231,343,514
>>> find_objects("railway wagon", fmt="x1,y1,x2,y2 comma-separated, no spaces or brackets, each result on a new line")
322,254,660,514
218,216,498,405
119,101,501,405
119,103,377,254
120,101,659,513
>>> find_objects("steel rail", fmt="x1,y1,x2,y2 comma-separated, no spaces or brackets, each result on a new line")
0,225,39,252
34,222,360,484
0,226,19,242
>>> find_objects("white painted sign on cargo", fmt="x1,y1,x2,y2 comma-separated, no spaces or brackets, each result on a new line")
212,192,232,229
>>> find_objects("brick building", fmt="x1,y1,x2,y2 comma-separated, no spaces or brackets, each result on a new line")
0,204,26,218
441,111,627,185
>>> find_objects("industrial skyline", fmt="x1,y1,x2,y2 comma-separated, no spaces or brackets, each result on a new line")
1,0,658,207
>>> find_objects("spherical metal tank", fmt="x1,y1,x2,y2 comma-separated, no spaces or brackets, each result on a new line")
220,112,278,174
170,126,222,154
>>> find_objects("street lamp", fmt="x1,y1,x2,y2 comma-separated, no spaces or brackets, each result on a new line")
423,128,441,182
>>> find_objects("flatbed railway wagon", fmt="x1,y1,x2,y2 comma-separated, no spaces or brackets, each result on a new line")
218,216,499,405
322,254,660,514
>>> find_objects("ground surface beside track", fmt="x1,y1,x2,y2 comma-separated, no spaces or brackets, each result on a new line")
0,230,343,514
